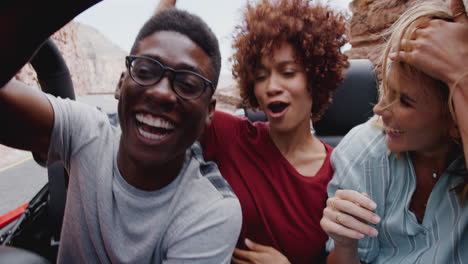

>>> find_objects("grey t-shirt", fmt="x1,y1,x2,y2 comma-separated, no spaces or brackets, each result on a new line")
46,95,242,263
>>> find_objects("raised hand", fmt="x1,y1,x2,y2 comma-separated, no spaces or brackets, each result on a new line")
155,0,177,12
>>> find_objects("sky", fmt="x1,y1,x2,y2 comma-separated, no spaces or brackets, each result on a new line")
75,0,352,74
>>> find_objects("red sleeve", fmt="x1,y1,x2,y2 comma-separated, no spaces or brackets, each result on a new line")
200,110,243,161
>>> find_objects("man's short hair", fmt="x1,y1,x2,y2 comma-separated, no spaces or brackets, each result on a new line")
131,8,221,89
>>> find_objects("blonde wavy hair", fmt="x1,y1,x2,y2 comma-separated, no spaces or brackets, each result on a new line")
375,1,468,204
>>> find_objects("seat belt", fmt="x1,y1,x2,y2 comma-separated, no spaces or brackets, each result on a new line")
46,162,68,247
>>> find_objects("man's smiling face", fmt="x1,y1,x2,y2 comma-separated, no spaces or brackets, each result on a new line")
117,30,215,169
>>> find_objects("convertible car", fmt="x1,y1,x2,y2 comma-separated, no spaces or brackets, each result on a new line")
0,38,378,263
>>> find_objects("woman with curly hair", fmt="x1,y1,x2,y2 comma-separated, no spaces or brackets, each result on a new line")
201,0,349,263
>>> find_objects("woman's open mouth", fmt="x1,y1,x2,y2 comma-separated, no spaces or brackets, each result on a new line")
135,113,175,142
267,102,289,118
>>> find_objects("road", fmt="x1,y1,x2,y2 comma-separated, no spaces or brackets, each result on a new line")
0,95,118,216
0,158,47,216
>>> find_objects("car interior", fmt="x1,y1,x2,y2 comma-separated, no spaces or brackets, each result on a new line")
0,39,379,263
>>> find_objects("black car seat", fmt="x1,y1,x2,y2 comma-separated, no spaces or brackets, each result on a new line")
244,59,378,146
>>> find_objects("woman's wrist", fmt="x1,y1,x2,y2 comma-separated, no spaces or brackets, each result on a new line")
333,243,360,262
327,244,361,264
451,72,468,108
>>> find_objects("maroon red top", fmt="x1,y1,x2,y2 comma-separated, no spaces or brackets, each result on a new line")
201,111,333,264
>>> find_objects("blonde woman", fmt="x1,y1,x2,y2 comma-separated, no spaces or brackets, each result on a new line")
392,0,468,171
320,1,468,263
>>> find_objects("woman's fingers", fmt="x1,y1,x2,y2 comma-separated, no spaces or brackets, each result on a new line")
334,189,377,211
320,213,365,240
323,206,379,237
329,197,381,225
391,17,468,86
233,248,255,260
322,190,380,243
337,208,378,237
231,255,251,264
450,0,468,23
400,39,421,52
409,19,431,40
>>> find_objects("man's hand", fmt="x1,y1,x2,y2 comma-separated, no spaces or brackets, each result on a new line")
231,239,290,264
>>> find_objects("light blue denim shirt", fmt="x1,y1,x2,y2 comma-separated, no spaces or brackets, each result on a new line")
327,119,468,264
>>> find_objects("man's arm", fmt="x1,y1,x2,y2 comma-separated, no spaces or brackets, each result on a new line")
0,0,102,153
0,80,53,154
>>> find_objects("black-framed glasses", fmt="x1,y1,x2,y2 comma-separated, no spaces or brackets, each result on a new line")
125,55,214,100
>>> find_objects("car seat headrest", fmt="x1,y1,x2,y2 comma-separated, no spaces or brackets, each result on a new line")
314,59,378,136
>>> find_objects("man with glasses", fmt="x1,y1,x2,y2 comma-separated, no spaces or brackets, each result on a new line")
0,2,241,263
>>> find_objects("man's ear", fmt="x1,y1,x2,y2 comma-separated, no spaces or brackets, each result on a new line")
205,98,216,127
114,71,125,100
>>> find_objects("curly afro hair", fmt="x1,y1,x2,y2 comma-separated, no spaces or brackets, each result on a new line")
231,0,349,121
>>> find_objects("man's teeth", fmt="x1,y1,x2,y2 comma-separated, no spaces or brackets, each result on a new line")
136,113,174,129
138,127,168,140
